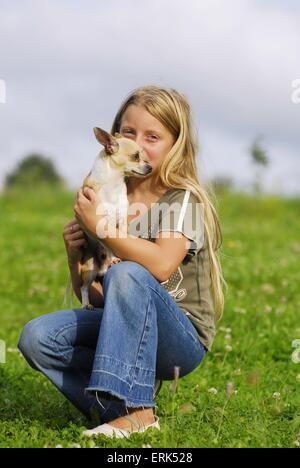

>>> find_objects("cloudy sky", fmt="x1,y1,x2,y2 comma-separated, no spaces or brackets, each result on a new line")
0,0,299,194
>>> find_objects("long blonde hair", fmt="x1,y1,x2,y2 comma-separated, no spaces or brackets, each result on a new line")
111,85,226,321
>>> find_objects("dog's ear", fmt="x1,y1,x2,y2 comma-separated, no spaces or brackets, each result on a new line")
93,127,119,155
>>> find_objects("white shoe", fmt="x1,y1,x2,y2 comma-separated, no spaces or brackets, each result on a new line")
83,415,160,439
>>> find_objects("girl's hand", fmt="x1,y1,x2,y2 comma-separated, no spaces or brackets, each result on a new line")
74,187,101,238
74,187,108,239
63,219,88,266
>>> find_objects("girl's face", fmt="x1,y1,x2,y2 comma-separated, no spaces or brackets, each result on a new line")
119,104,175,176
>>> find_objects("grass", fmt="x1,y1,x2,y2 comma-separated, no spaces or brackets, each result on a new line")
0,187,300,448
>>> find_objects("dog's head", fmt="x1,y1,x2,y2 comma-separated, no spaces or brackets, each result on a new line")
93,127,152,178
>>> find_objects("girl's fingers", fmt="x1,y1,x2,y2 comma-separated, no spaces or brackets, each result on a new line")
70,239,88,248
69,224,81,233
64,219,78,231
64,223,81,234
66,230,85,241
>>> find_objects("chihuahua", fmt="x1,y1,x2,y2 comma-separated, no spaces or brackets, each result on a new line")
79,127,152,309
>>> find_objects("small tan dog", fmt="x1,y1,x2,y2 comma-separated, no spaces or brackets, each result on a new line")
79,127,152,309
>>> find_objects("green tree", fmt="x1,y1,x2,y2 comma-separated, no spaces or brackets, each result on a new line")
4,154,66,189
249,136,270,195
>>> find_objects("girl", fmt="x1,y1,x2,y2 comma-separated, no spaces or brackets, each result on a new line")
18,85,225,438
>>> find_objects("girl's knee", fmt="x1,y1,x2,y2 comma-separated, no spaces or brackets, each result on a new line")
18,319,38,355
18,317,51,368
103,261,150,288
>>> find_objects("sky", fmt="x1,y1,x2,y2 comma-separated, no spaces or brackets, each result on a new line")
0,0,299,195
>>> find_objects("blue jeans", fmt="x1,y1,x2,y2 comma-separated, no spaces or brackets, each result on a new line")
18,261,207,423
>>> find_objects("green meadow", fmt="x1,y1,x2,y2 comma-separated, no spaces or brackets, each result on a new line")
0,187,300,448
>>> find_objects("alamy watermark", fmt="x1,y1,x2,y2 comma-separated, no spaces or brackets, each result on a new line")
291,339,300,364
0,340,6,364
95,200,204,250
0,79,6,103
291,79,300,104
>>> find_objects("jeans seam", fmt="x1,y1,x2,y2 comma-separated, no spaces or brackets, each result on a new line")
93,354,154,373
131,287,153,390
90,370,153,389
91,370,129,385
147,284,200,348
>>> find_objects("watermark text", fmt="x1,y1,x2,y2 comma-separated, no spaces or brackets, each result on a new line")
291,79,300,104
0,79,6,103
95,201,204,250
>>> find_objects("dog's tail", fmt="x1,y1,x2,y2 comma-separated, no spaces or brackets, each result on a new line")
61,272,76,309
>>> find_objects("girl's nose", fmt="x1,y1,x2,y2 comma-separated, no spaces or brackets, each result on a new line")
130,135,149,161
135,136,143,148
134,140,146,156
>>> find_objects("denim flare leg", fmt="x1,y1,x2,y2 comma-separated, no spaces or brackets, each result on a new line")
18,261,207,419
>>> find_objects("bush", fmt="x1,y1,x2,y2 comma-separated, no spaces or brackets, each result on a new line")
4,154,66,190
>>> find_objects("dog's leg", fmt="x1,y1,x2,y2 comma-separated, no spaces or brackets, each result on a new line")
107,213,126,268
81,258,98,310
81,286,93,310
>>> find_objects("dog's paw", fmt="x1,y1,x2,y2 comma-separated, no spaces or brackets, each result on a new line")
108,257,122,268
84,304,95,310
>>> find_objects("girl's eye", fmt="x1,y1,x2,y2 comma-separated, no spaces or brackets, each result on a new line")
122,130,158,140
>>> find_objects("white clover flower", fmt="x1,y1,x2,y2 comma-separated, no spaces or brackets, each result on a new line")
296,374,300,382
225,344,233,352
272,392,281,400
208,387,218,395
225,334,232,341
292,340,300,364
234,368,241,376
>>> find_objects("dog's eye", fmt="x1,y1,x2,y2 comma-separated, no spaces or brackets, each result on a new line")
132,153,140,161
